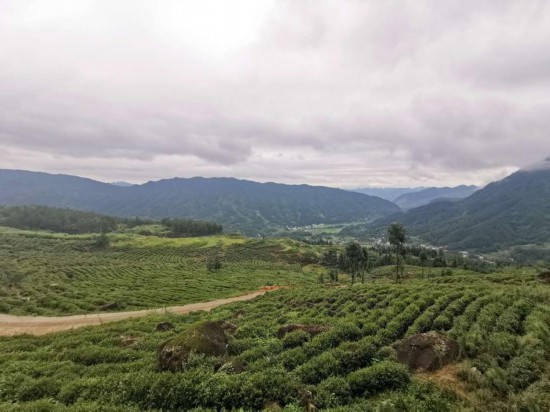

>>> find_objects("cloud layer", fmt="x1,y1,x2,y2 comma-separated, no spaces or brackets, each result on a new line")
1,0,549,187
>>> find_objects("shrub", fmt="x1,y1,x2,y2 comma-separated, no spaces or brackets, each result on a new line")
511,379,550,411
279,347,308,371
15,377,62,402
239,339,283,364
314,376,351,408
333,339,377,373
506,351,545,390
347,361,410,396
433,314,453,331
282,330,310,349
296,351,341,384
61,346,137,366
488,332,517,365
239,368,300,409
484,367,510,394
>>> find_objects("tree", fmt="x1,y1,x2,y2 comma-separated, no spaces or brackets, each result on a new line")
387,223,406,283
94,232,110,249
345,242,363,285
419,252,427,278
361,247,369,283
322,249,340,283
206,241,223,272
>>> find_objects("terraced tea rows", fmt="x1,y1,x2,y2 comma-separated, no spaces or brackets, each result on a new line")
0,228,313,315
0,275,548,411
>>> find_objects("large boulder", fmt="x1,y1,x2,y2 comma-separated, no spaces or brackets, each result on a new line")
157,320,236,371
396,332,459,372
276,324,329,339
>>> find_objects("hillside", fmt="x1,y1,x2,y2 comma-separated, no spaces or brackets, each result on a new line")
394,185,478,210
1,270,548,411
0,228,316,315
361,160,550,251
0,170,400,234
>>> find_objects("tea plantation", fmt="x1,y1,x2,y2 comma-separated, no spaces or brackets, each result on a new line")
0,227,316,315
0,270,549,411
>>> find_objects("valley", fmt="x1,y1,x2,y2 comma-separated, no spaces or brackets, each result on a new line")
0,219,549,411
2,2,549,410
0,165,549,411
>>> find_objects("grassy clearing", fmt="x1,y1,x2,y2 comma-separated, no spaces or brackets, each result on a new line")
0,272,548,411
0,228,316,315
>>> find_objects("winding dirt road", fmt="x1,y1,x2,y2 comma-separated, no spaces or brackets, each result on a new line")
0,287,278,337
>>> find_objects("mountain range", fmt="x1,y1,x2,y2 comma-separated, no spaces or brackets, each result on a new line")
354,159,550,251
0,170,399,234
394,185,479,210
350,187,425,201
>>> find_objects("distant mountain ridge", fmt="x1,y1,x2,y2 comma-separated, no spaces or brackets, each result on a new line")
110,181,134,187
359,160,550,251
394,185,479,210
0,170,400,234
350,187,425,201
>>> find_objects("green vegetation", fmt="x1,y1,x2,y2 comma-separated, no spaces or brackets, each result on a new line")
0,205,120,234
1,220,549,410
160,217,222,237
0,170,400,235
0,227,315,315
348,167,550,255
0,205,223,237
0,270,548,411
387,222,407,282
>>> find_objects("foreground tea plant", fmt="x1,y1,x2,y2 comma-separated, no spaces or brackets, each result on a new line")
0,269,548,411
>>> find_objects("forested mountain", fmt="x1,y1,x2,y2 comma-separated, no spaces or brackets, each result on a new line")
0,170,399,234
358,159,550,251
351,187,425,201
394,185,479,210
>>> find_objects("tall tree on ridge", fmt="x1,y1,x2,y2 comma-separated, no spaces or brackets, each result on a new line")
387,223,406,283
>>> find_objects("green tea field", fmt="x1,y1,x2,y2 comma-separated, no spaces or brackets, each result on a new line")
0,270,549,411
0,227,316,316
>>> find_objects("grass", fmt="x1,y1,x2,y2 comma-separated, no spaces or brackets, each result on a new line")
0,227,316,315
0,271,548,411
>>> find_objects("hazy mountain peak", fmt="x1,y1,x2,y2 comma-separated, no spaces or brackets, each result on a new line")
110,181,134,187
521,156,550,172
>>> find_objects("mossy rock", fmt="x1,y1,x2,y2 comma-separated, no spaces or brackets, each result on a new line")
396,331,459,371
157,320,237,371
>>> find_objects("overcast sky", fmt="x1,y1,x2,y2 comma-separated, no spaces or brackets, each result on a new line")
1,0,549,188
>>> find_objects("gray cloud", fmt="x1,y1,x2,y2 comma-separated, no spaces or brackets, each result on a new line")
1,0,549,187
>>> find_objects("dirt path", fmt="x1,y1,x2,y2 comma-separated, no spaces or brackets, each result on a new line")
0,287,280,337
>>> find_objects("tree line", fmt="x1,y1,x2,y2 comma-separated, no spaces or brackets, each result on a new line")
0,205,222,237
320,223,495,283
160,218,222,237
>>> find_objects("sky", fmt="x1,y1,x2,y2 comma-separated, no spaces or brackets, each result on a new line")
1,0,549,188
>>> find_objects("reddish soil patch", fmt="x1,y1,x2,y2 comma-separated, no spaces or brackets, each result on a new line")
416,364,470,401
